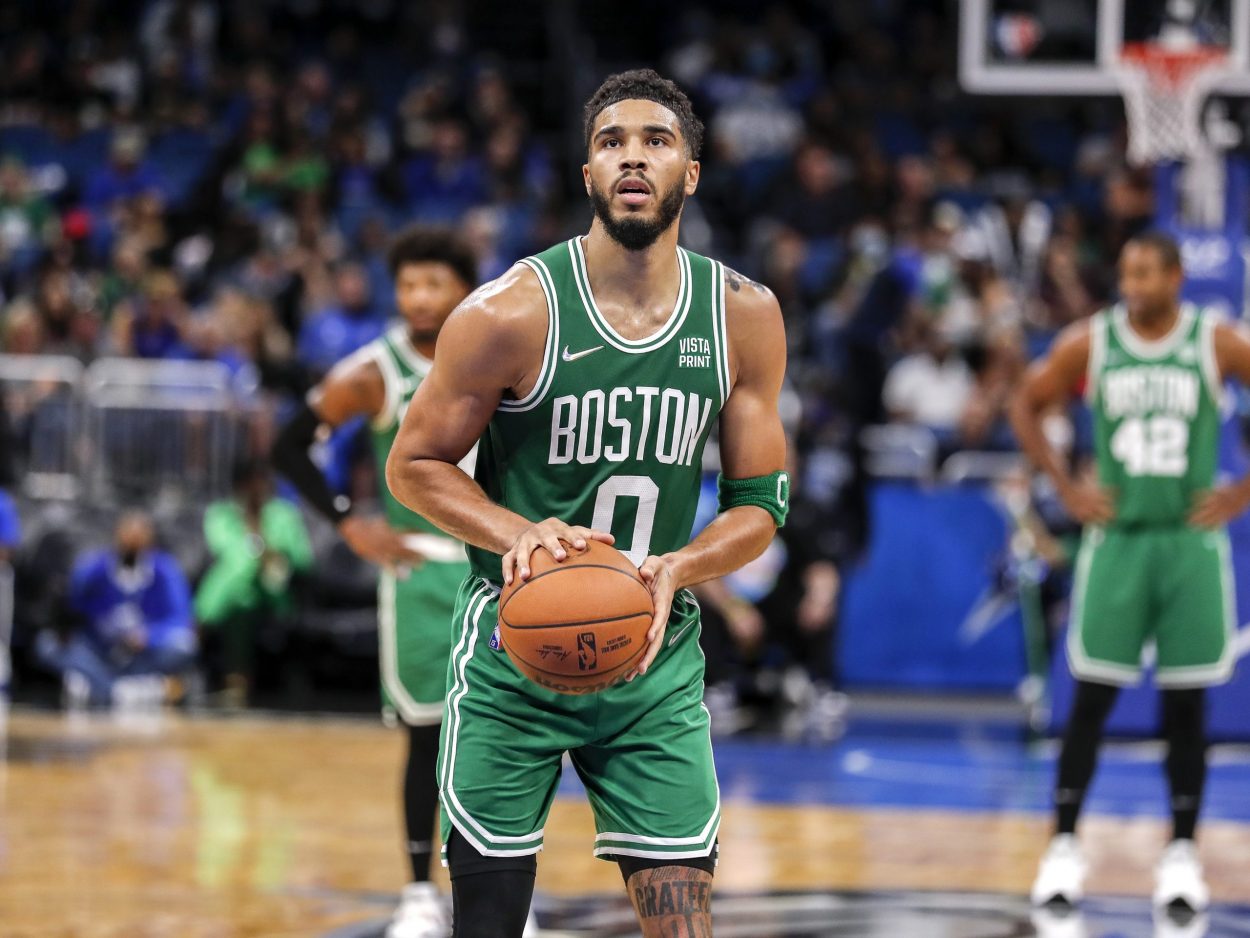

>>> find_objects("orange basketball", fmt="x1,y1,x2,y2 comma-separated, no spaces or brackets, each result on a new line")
498,540,654,694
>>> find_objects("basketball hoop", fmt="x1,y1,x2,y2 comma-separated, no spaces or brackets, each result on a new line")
1116,42,1232,165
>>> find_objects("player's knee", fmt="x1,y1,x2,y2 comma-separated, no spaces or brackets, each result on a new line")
621,855,715,935
1161,687,1206,737
1070,679,1120,725
447,829,536,938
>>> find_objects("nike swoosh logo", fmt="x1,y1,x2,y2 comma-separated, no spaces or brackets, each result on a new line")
562,345,604,362
667,620,695,648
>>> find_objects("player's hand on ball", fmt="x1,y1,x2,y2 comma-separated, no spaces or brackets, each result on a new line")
1189,484,1250,528
1058,479,1115,525
502,519,614,586
629,554,678,680
339,516,425,569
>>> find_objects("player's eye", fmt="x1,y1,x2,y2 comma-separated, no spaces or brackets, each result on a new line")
648,137,666,146
604,138,620,148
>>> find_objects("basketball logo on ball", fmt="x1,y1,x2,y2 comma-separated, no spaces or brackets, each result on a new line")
498,540,654,694
577,632,597,671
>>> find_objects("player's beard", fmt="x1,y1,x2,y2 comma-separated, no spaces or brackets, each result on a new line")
406,326,440,345
589,175,686,252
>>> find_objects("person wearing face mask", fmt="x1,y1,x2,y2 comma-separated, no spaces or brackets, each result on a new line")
35,511,196,708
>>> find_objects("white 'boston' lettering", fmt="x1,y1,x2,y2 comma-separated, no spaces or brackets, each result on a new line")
1101,366,1199,420
550,395,577,464
678,393,713,466
546,386,714,469
605,387,632,462
633,386,660,461
576,389,607,464
655,389,686,464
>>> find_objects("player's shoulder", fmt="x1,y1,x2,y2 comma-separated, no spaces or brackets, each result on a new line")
718,262,782,339
719,263,779,314
445,261,549,337
1050,315,1095,360
323,339,386,389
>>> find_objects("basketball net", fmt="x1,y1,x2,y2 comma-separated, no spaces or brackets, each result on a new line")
1116,41,1235,227
1116,42,1230,165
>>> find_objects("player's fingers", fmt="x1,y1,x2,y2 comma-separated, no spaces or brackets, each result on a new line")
636,630,664,676
538,531,569,564
516,537,540,580
502,547,516,586
585,528,615,545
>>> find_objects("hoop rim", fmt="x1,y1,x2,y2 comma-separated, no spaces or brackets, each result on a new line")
1118,41,1231,91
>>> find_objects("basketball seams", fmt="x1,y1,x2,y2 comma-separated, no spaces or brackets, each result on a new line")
499,609,654,630
498,562,652,618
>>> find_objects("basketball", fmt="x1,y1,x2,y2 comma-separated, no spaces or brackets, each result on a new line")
498,540,654,694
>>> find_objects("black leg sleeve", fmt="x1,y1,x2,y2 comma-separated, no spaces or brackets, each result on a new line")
1055,680,1120,835
1161,687,1208,841
404,723,442,882
447,829,536,938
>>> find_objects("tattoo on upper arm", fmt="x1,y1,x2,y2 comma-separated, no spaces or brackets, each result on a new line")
628,866,713,936
723,266,769,295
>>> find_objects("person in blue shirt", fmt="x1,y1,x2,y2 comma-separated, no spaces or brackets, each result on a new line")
297,261,385,378
0,489,19,695
36,511,196,707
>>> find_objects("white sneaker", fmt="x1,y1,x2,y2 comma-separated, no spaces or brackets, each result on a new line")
1031,834,1088,906
1153,839,1210,912
1030,905,1088,938
386,882,450,938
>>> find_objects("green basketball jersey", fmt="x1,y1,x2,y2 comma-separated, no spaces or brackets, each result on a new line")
369,325,476,547
1087,303,1223,526
468,237,731,581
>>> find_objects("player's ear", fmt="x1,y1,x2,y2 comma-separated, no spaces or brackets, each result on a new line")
685,159,700,196
583,162,592,197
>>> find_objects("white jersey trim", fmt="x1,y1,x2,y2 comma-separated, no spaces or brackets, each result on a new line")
499,258,560,413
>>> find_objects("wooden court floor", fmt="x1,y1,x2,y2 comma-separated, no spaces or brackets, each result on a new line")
2,709,1248,937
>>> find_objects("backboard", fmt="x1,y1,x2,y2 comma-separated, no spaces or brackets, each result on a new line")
959,0,1250,95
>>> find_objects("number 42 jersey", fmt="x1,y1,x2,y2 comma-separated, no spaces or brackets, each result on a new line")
1088,303,1223,527
468,237,731,582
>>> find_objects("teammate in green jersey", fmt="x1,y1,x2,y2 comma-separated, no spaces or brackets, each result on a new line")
1011,232,1250,913
387,70,789,938
272,227,479,938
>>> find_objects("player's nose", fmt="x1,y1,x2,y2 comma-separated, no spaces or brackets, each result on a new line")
618,141,648,169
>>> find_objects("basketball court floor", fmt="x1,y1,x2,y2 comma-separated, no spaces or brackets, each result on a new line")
3,702,1248,937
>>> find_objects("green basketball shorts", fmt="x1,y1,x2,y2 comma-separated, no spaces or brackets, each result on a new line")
437,575,720,862
1068,525,1236,689
379,559,468,726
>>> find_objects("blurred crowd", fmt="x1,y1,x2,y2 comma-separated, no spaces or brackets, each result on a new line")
0,1,1181,717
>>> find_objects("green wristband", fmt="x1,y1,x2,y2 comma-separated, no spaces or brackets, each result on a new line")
717,471,790,527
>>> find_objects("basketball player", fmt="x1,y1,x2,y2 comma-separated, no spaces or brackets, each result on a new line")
272,227,481,938
1011,232,1249,911
386,70,788,937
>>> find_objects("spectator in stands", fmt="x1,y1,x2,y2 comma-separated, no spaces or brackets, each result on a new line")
883,317,974,442
0,487,18,696
111,268,188,358
33,269,98,361
195,460,312,707
0,157,55,279
1033,234,1099,332
35,511,196,708
402,115,487,221
2,299,46,355
297,260,384,377
763,140,859,240
83,128,165,215
698,444,847,740
95,237,150,322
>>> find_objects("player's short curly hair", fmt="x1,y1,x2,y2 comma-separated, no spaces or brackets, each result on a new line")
583,68,704,160
386,225,478,287
1126,229,1182,270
